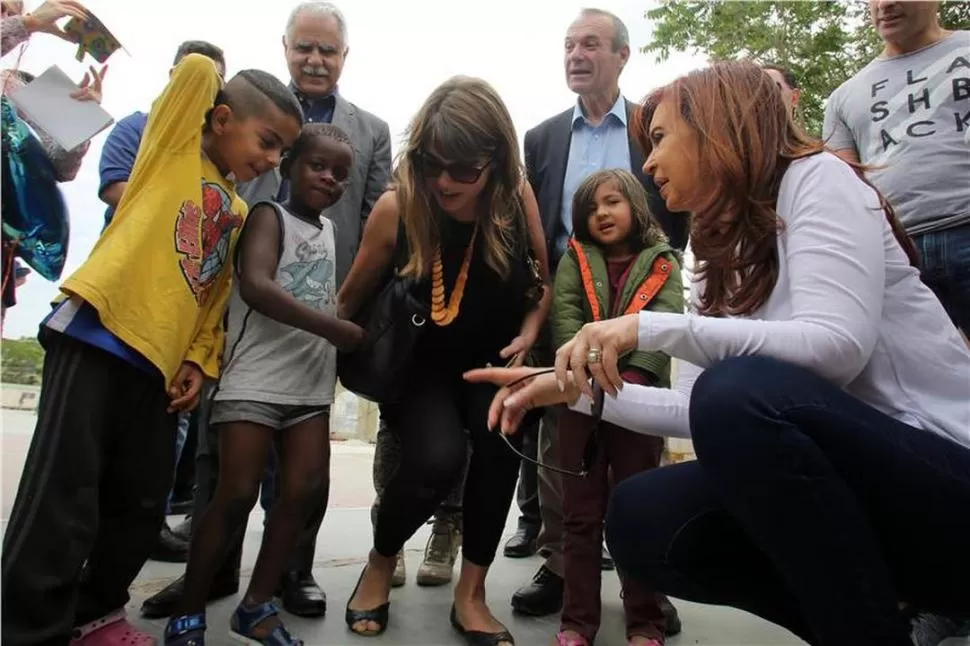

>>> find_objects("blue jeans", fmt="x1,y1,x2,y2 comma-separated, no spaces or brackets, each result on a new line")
915,222,970,333
165,411,192,514
605,356,970,646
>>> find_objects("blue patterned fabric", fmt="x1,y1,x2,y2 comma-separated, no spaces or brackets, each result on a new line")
1,97,70,281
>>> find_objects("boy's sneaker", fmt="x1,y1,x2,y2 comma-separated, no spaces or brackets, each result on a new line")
71,610,157,645
910,612,970,646
164,613,205,646
391,550,407,588
416,512,461,586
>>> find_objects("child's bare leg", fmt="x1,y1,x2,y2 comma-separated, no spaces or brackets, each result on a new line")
244,409,331,630
177,421,273,615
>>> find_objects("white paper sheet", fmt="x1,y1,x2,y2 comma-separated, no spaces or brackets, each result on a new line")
6,65,114,152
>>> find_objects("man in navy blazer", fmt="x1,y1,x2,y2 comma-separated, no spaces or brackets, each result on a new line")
506,8,686,636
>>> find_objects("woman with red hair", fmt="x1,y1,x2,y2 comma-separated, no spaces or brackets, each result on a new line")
466,60,970,646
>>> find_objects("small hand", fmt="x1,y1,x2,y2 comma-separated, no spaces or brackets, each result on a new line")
463,366,577,435
70,64,106,103
168,362,204,413
499,333,535,368
22,0,88,40
554,314,639,398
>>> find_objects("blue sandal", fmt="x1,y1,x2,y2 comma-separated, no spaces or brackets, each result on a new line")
229,601,302,645
165,614,206,646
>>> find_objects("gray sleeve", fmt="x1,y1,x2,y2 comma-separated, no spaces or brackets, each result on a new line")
236,172,280,207
822,89,857,153
361,118,392,225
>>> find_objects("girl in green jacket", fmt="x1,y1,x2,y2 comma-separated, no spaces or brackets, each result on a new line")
552,169,684,646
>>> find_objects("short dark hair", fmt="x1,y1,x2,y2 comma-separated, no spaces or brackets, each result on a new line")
223,69,304,125
173,40,225,68
762,63,799,90
288,123,353,164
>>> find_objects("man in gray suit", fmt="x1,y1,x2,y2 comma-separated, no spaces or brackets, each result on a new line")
139,1,391,621
239,1,391,285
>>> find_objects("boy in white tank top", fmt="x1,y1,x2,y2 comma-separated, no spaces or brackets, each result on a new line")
165,124,364,646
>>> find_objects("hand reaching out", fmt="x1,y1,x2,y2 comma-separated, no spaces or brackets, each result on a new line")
331,318,366,352
70,64,106,103
22,0,88,41
463,366,578,435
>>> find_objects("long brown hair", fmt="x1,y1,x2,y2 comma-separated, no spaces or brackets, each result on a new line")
633,60,918,317
571,169,668,251
395,76,525,280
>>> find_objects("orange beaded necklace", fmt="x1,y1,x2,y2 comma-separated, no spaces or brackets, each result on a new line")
430,223,478,326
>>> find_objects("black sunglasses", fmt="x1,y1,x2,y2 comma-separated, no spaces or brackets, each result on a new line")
493,368,604,479
411,150,490,184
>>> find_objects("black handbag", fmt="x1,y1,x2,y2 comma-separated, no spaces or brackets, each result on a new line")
337,223,429,404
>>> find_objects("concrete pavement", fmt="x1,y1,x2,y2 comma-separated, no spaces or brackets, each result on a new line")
2,407,810,645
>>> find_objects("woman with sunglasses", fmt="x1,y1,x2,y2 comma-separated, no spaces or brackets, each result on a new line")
466,60,970,646
337,75,551,646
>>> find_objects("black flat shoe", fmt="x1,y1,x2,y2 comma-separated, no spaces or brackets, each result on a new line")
344,567,389,637
449,605,515,646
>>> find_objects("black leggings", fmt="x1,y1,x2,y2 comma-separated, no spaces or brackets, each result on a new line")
375,369,525,567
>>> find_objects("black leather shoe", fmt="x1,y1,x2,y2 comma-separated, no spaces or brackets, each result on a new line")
280,570,327,618
503,525,539,558
660,596,682,636
150,522,189,563
510,565,563,617
140,573,239,619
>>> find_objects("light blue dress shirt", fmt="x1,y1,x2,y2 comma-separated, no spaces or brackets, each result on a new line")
557,94,631,254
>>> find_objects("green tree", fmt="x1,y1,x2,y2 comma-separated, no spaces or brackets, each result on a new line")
2,336,45,385
643,1,970,136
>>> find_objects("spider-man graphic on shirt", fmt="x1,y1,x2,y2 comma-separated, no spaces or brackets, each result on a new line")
174,182,243,305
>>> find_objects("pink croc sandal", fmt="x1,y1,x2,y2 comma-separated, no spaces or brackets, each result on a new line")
70,612,157,646
555,630,590,646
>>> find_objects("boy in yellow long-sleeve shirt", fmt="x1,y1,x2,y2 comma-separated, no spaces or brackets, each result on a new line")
1,53,303,646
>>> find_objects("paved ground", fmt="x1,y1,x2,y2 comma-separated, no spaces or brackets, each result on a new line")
0,407,815,645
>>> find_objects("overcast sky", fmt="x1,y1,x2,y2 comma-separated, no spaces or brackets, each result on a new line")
1,0,703,338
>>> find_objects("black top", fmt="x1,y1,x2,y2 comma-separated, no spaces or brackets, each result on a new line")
413,216,535,373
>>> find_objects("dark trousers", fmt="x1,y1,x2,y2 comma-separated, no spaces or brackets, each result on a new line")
374,369,527,566
1,332,177,646
605,356,970,646
190,381,243,585
559,412,666,642
513,420,541,531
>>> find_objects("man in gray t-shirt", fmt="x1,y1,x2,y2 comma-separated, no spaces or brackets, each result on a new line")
823,1,969,333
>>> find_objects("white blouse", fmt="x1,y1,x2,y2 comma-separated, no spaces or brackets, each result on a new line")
571,153,970,450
